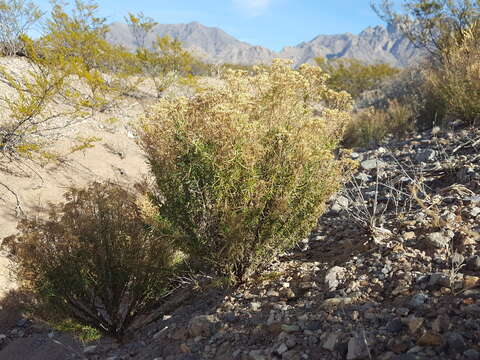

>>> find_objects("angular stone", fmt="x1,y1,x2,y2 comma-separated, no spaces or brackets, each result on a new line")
405,316,424,334
322,297,353,307
361,159,387,170
188,315,219,338
415,149,436,163
251,302,262,311
466,256,480,271
427,273,450,289
417,332,443,347
331,196,349,213
386,318,405,333
248,350,266,360
83,346,97,354
323,333,340,352
432,314,450,333
409,293,428,308
277,343,288,354
281,324,300,333
325,266,347,291
347,335,369,360
424,232,450,249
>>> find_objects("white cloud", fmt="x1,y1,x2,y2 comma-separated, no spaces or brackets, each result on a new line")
233,0,272,16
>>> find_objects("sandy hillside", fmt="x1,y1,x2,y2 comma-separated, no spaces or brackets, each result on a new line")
0,57,155,299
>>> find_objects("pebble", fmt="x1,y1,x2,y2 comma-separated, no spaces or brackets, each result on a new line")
360,159,387,170
409,294,428,308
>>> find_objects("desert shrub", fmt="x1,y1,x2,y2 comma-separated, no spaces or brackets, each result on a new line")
355,65,448,130
425,21,480,124
373,0,479,126
343,100,415,148
135,35,195,97
43,0,109,69
125,12,195,97
0,0,42,56
2,182,177,337
373,0,479,61
41,0,138,110
125,12,157,49
139,59,352,281
315,57,400,98
0,36,95,163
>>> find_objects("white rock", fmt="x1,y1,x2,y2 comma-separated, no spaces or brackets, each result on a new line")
325,266,347,291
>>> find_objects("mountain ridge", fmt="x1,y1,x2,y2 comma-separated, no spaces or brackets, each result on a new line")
106,21,421,67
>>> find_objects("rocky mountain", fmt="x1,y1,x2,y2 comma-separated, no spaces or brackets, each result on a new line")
106,21,277,65
280,23,420,67
107,21,421,67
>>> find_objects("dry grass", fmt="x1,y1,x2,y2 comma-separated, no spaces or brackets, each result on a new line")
425,21,480,125
343,99,415,148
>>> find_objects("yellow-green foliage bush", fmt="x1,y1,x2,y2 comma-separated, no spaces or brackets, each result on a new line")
0,36,93,163
133,35,195,97
0,0,42,56
316,57,399,98
343,100,415,148
42,0,139,110
425,21,480,124
2,182,176,337
139,59,352,281
0,1,139,164
125,12,195,97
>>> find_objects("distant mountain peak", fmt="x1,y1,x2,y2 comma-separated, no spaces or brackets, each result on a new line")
107,21,421,67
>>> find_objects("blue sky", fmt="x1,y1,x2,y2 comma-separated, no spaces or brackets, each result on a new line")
34,0,393,51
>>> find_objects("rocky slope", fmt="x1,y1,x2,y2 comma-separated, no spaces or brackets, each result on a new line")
1,124,479,360
106,22,421,67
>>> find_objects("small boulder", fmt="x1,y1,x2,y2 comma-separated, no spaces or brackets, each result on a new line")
188,315,219,338
331,196,349,213
424,232,450,249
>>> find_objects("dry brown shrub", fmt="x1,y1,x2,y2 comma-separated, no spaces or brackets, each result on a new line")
425,21,480,125
343,99,415,148
2,181,176,337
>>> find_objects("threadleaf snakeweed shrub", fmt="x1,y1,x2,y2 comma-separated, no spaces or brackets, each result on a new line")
2,182,177,337
139,59,353,281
